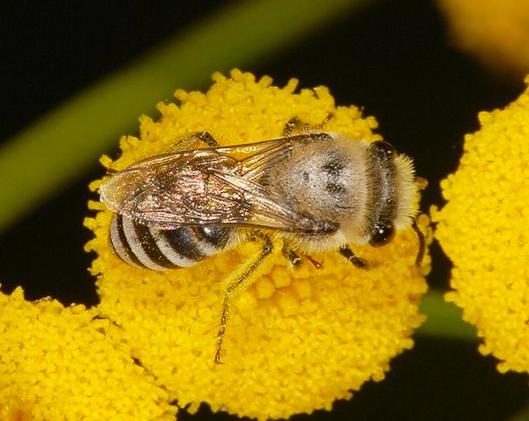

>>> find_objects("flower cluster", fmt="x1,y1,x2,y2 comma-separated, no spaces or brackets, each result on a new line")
0,287,176,420
1,70,429,420
433,76,529,374
437,0,529,75
85,70,429,419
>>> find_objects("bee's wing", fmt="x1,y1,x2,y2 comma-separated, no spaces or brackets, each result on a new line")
208,170,338,234
100,149,235,225
211,132,332,181
100,133,337,234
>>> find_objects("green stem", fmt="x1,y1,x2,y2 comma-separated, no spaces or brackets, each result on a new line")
0,0,367,231
510,400,529,421
417,290,476,340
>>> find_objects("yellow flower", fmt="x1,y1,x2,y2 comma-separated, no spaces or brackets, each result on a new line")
0,286,176,420
437,0,529,76
85,69,429,420
433,76,529,375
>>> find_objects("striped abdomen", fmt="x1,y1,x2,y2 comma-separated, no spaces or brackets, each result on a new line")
109,214,232,270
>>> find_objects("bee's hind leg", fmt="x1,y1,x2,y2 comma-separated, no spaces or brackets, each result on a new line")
339,246,369,269
215,235,273,364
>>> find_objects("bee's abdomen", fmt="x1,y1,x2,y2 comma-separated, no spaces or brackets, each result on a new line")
109,214,232,271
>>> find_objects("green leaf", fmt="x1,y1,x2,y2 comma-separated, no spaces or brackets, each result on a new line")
417,290,477,340
0,0,367,231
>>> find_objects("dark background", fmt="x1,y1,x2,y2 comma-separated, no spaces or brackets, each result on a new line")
1,1,527,420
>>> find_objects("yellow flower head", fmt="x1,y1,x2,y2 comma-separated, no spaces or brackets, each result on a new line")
0,286,176,420
433,76,529,374
84,69,429,420
437,0,529,76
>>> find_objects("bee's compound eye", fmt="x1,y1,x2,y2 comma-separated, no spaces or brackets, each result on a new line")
372,141,396,160
369,223,395,247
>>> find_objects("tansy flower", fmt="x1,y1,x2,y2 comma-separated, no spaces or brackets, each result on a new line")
0,286,176,420
84,69,430,420
433,76,529,375
437,0,529,76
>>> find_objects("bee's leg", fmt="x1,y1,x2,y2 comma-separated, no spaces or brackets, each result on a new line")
167,131,218,152
338,246,369,269
195,131,218,147
282,113,335,136
318,112,334,127
215,236,273,364
282,246,323,269
282,247,302,267
305,255,323,268
411,220,425,267
282,117,310,136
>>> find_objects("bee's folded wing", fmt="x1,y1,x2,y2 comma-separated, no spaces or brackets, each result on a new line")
100,168,336,234
100,133,337,234
208,171,337,234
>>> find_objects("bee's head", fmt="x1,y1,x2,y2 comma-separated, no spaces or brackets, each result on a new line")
369,221,395,247
366,141,416,247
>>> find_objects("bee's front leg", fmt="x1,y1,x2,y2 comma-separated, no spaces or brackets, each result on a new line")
282,117,311,137
282,113,334,136
282,247,302,267
282,246,322,269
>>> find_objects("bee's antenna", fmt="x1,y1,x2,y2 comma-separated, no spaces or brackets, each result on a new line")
319,112,334,127
411,220,425,267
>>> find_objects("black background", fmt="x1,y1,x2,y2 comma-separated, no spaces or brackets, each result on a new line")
1,1,528,420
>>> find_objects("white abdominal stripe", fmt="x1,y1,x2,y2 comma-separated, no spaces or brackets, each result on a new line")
109,214,231,271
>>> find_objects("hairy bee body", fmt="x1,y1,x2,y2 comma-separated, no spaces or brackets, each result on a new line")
100,125,423,363
103,130,417,270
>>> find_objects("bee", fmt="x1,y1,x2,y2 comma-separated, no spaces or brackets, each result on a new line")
100,118,424,364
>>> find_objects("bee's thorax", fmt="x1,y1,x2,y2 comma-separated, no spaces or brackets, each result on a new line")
264,133,416,252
